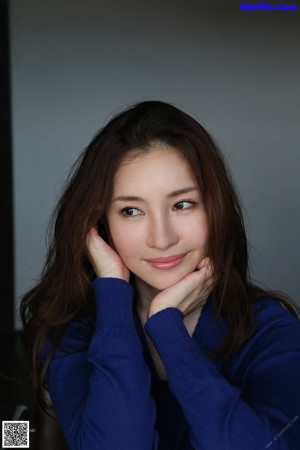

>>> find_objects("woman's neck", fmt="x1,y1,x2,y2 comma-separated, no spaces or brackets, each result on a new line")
132,275,204,338
133,276,160,324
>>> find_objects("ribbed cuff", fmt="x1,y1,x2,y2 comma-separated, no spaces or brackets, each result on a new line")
145,308,199,369
92,278,135,329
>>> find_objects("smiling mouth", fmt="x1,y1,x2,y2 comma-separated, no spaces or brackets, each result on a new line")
145,254,187,270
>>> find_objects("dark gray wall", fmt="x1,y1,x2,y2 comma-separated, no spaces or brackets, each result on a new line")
10,0,300,327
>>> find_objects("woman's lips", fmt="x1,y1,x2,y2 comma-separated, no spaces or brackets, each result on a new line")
145,254,187,270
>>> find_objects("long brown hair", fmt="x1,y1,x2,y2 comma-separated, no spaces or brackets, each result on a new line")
20,100,298,397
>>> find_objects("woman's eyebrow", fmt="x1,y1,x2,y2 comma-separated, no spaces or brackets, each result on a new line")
112,187,199,203
167,186,199,198
112,195,144,203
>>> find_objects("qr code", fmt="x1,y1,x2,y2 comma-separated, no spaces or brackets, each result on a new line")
2,421,29,448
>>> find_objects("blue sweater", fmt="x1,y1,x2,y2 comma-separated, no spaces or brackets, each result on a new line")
45,278,300,449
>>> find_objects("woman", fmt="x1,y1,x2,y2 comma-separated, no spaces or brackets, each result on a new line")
21,101,300,449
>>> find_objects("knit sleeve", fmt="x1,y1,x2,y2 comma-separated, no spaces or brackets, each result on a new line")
45,278,158,450
144,303,300,450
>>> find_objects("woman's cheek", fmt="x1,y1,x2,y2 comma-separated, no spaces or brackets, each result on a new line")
110,223,139,258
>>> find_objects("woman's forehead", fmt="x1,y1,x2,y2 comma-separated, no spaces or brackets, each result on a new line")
112,145,198,196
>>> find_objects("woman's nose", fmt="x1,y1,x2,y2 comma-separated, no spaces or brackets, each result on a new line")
146,215,179,250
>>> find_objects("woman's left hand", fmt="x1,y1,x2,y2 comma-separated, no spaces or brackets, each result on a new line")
148,257,215,318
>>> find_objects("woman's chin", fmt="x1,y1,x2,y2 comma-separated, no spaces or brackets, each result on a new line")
133,270,191,292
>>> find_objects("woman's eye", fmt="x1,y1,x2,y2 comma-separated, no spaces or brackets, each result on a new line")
121,207,142,217
173,201,195,210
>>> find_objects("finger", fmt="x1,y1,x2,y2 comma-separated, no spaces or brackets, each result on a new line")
86,228,109,269
86,226,98,248
196,256,213,271
197,256,208,270
87,227,110,252
197,258,216,281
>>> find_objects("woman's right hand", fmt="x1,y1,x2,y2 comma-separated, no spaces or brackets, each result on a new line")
86,227,130,282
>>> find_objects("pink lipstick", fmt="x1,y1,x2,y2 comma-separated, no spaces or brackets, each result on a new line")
145,254,187,270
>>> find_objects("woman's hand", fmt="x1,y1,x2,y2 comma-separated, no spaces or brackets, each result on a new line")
148,257,214,318
86,227,130,282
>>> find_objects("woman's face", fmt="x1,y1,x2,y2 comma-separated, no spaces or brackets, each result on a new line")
106,145,209,291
